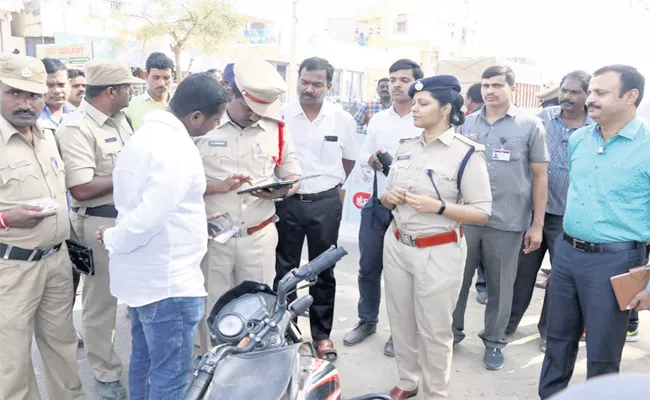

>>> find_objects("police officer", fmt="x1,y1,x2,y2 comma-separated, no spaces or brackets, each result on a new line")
0,54,86,400
193,57,302,353
58,60,138,400
380,75,492,400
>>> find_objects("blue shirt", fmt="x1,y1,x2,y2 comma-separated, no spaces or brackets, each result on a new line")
39,103,76,129
538,106,594,216
564,118,650,245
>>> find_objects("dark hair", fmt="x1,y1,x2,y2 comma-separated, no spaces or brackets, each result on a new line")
560,70,591,93
377,78,389,87
593,64,645,107
389,59,424,80
169,72,230,118
298,57,334,83
85,84,127,99
206,68,221,75
67,69,85,79
466,83,483,104
425,88,466,126
482,65,515,86
145,52,175,73
41,58,67,75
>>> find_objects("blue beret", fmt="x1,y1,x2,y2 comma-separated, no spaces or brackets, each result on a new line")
222,63,235,84
408,75,462,98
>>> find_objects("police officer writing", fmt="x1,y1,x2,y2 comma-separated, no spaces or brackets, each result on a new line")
380,76,492,400
539,65,650,399
193,57,302,354
58,60,138,400
0,54,86,400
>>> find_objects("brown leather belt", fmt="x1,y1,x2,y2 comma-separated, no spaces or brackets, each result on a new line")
242,215,278,237
394,225,463,248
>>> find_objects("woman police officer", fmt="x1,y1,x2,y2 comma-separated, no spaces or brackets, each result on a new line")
380,75,493,400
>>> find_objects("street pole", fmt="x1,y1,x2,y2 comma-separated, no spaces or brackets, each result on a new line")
288,0,298,102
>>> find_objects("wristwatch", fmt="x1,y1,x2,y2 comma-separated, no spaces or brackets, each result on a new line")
437,199,446,215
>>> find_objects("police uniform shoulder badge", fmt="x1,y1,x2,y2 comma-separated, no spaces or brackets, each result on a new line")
455,133,485,152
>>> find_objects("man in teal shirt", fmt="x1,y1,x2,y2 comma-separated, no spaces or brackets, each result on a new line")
540,65,650,399
124,52,174,131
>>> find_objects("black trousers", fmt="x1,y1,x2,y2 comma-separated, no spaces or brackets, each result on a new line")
507,212,564,337
539,235,647,399
72,268,81,306
274,192,343,341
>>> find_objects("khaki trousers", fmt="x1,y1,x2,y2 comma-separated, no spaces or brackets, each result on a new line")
71,212,123,382
384,230,466,400
195,223,278,354
0,245,87,400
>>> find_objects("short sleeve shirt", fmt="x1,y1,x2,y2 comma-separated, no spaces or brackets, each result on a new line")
459,105,549,232
57,100,133,208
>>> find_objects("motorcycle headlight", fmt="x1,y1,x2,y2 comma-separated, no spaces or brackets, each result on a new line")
217,313,246,340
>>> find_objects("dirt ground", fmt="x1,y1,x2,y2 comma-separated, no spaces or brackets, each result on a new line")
32,234,650,399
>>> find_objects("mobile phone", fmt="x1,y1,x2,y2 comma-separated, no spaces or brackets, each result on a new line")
208,213,233,236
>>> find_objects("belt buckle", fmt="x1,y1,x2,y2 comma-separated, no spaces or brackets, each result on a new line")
572,238,586,252
400,232,416,247
299,194,312,203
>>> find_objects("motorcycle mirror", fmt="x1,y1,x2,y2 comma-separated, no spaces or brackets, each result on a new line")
289,295,314,317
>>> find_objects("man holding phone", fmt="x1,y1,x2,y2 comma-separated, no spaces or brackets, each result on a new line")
193,57,302,354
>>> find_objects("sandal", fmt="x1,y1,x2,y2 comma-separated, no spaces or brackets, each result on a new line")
314,339,338,361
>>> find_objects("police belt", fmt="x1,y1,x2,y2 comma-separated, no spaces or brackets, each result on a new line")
394,225,463,248
72,205,118,219
296,185,340,203
0,242,62,262
233,215,278,238
563,233,644,253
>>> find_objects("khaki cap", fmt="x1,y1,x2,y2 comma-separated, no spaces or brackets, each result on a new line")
234,56,286,117
536,85,559,102
85,59,141,86
0,54,48,94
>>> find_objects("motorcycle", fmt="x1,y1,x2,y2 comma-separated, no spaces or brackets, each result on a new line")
185,246,392,400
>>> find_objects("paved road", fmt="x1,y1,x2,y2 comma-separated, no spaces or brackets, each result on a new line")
33,233,650,399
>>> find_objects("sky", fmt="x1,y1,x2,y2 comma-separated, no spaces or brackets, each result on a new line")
234,0,650,80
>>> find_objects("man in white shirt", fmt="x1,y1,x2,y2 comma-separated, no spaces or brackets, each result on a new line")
343,59,423,356
275,57,359,361
97,73,230,400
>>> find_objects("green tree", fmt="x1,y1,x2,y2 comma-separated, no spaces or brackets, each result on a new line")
123,0,243,79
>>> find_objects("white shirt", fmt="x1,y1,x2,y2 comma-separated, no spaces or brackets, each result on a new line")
280,102,359,194
103,110,208,307
359,107,422,196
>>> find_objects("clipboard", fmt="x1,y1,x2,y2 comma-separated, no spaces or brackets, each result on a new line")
610,265,650,311
236,174,321,195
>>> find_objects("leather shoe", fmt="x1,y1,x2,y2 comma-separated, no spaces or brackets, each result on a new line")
388,386,418,400
383,336,395,357
343,322,377,346
76,331,84,348
96,380,127,400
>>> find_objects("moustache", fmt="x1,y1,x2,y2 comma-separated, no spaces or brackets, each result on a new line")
587,104,601,110
12,109,36,117
301,93,315,99
561,100,574,105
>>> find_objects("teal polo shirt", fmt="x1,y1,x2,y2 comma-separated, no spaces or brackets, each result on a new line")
564,117,650,290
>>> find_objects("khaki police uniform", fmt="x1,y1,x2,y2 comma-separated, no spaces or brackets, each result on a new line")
57,60,137,384
0,55,86,400
384,128,491,398
193,57,302,353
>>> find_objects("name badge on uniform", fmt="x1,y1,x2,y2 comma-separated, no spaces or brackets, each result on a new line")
8,160,31,169
492,149,511,161
397,154,411,161
105,137,117,143
209,140,228,147
324,136,338,142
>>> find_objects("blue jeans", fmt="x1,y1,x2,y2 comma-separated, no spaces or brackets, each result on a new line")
357,197,392,325
129,296,205,400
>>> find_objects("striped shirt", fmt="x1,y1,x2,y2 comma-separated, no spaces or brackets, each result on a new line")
354,100,390,134
538,106,593,216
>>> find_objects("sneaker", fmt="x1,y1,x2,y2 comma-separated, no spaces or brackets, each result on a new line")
343,322,377,346
476,292,488,305
384,336,395,357
483,347,504,371
626,329,640,343
96,380,127,400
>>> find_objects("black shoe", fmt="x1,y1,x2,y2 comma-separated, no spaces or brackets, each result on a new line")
483,347,504,371
76,331,84,348
384,336,395,357
343,322,377,346
476,292,488,305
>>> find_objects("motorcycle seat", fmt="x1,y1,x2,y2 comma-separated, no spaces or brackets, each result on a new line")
207,345,300,400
